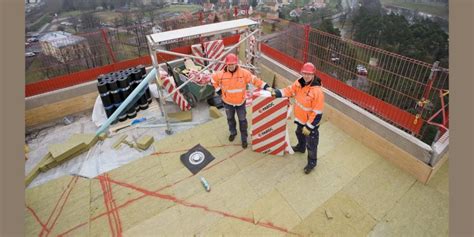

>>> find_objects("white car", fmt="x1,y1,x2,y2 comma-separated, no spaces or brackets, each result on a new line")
25,52,36,57
356,64,368,76
27,37,38,43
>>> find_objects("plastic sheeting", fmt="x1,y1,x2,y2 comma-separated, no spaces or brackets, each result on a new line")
25,98,218,189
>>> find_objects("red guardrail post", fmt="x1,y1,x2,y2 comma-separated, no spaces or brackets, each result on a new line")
101,28,117,64
303,24,310,63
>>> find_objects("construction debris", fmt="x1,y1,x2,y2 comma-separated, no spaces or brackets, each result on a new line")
26,133,100,186
325,209,334,220
200,176,211,192
68,133,99,148
209,106,223,119
39,154,59,172
49,142,87,163
167,111,193,122
136,135,154,150
25,164,41,187
98,132,108,141
25,144,30,160
113,135,129,149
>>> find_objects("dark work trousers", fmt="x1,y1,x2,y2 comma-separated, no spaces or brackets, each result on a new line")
295,123,319,167
223,102,248,143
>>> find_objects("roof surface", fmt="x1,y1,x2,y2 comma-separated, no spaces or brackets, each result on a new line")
39,31,86,48
25,115,449,236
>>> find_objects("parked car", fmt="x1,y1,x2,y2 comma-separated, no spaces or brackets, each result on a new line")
25,52,36,57
356,64,368,76
27,37,38,43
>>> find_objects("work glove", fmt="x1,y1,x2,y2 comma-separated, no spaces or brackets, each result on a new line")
302,126,311,136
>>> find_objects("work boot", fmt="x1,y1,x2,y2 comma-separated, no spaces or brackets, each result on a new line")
242,141,248,149
229,134,236,142
292,145,305,153
303,159,317,174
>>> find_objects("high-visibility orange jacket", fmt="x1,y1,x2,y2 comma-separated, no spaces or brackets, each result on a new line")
276,77,324,129
212,66,268,106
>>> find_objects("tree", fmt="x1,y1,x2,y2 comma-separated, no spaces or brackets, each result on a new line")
80,12,100,30
62,0,75,11
359,0,382,14
379,13,411,53
351,7,383,46
317,19,341,36
121,12,133,30
251,0,258,8
406,18,448,66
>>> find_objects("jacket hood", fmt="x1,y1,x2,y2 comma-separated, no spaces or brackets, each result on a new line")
297,76,322,87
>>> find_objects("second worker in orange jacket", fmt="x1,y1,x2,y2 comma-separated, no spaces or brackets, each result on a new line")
273,62,325,174
211,53,272,148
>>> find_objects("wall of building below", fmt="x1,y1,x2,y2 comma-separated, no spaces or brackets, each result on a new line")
26,91,98,128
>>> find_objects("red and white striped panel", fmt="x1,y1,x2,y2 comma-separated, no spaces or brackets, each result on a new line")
203,40,225,71
247,35,256,64
251,96,290,156
191,44,205,66
245,88,262,108
161,76,191,111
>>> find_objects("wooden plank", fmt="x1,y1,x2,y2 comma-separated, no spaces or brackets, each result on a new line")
48,141,87,163
25,92,98,127
426,152,449,184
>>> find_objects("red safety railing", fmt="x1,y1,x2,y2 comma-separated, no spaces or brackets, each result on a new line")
25,10,247,86
25,34,241,97
262,44,423,134
25,13,448,144
262,21,449,143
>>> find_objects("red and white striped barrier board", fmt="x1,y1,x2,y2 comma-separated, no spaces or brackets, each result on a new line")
245,87,262,108
251,96,290,156
161,76,191,111
246,35,256,64
203,40,225,71
191,44,205,66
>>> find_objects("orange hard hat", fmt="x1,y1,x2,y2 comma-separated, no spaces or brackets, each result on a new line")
225,53,238,65
301,62,316,74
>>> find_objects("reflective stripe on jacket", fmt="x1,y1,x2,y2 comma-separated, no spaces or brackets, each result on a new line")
279,77,324,128
212,66,267,106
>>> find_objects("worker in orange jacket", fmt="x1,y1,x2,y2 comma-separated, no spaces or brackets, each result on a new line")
212,53,272,148
272,62,324,174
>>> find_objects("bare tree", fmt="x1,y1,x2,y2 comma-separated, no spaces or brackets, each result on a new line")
80,12,101,30
121,12,133,32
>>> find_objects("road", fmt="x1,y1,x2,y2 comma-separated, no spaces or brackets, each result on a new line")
332,0,359,38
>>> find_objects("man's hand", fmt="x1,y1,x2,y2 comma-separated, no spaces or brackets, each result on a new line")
266,87,276,97
302,127,311,136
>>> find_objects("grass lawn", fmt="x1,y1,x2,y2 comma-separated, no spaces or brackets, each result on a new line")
115,44,142,61
59,10,84,18
157,4,202,14
28,15,53,32
94,11,123,23
26,58,46,84
380,0,448,19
